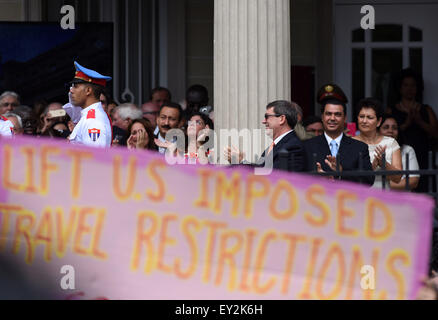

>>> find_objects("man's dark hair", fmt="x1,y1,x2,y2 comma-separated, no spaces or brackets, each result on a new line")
189,111,214,131
85,83,104,100
101,87,115,105
266,100,298,129
150,87,172,101
302,116,323,128
321,99,347,116
159,102,183,122
356,98,384,120
186,84,209,113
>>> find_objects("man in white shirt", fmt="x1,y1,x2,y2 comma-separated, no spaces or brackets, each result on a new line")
68,61,113,148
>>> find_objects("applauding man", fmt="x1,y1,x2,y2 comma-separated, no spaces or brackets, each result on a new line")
304,84,374,185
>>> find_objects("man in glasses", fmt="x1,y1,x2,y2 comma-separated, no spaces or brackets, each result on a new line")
225,100,305,173
259,100,305,172
0,91,20,115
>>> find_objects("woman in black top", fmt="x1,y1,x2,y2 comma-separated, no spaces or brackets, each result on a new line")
387,68,438,193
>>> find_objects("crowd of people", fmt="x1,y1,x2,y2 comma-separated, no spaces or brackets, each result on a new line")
0,64,437,194
1,62,438,298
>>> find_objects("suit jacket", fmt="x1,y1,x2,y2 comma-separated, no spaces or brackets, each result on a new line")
256,131,305,172
303,134,375,186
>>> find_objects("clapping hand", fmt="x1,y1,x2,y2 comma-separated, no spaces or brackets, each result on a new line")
411,103,424,125
315,156,342,181
316,162,334,181
154,138,178,155
197,130,209,147
372,145,387,170
154,138,172,150
224,146,244,164
325,155,342,172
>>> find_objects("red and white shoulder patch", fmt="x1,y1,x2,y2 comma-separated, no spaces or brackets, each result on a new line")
1,116,8,121
87,109,96,119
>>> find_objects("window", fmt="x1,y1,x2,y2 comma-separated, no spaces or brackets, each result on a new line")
351,24,423,112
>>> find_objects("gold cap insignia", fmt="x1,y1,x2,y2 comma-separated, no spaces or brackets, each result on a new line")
325,85,334,93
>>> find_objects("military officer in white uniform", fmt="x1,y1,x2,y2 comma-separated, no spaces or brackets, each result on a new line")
68,61,113,148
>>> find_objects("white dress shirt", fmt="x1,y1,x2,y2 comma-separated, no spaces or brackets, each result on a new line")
274,130,294,146
324,132,343,155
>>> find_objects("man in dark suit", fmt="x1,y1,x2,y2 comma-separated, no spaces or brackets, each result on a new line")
225,100,305,174
304,84,375,186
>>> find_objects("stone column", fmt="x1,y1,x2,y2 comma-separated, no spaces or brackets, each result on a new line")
214,0,291,160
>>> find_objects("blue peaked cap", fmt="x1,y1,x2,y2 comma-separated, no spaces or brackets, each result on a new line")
74,61,112,81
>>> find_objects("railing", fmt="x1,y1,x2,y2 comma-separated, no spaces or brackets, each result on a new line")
278,150,438,199
277,149,438,272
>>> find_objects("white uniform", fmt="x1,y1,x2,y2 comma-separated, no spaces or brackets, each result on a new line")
69,102,112,148
0,116,13,137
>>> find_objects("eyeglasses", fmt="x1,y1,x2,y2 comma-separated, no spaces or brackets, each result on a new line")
191,120,204,126
264,113,283,120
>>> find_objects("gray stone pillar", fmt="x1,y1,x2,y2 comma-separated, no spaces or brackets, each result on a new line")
214,0,291,160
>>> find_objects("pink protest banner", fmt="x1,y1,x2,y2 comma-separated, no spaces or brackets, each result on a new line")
0,135,434,300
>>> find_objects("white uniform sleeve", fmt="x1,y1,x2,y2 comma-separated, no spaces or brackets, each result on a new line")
0,120,13,137
403,145,420,178
82,119,110,148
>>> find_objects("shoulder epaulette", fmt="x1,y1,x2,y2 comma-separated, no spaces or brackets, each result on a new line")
87,109,96,119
